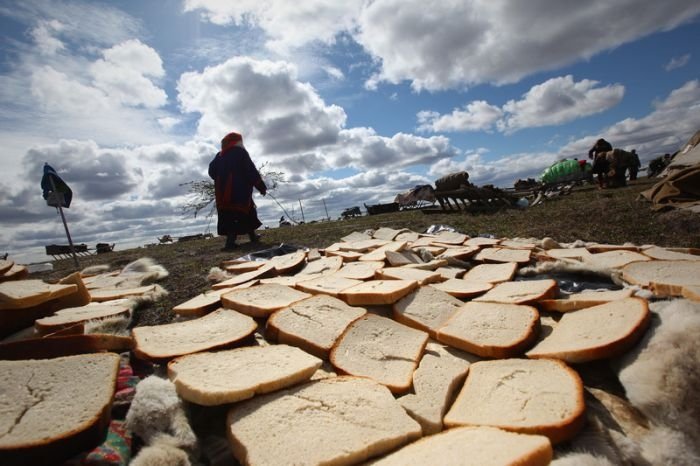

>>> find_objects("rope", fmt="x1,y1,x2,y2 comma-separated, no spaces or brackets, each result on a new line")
266,192,300,225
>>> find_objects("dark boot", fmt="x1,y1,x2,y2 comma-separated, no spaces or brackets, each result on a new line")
248,231,260,244
222,235,238,251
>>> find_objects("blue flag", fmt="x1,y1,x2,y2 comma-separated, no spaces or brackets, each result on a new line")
41,163,73,208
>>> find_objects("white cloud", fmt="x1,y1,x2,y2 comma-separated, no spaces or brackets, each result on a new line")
356,0,700,91
30,19,65,55
183,0,363,53
418,101,503,133
90,39,167,108
419,76,624,134
665,53,691,71
498,76,625,133
177,56,347,154
323,65,344,80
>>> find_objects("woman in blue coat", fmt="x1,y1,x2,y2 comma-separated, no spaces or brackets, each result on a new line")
209,132,267,250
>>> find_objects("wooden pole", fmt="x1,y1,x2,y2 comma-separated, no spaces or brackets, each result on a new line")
322,199,330,221
48,177,79,269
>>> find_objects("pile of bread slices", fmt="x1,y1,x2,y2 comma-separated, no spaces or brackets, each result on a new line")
1,228,699,466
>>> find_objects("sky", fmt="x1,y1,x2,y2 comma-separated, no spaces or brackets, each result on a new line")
1,0,699,264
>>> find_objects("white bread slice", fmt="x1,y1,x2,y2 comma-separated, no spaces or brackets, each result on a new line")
34,303,130,335
462,262,517,283
0,334,133,360
526,297,650,363
376,267,442,285
385,250,422,266
543,247,592,261
621,260,700,297
436,302,540,358
392,286,464,337
227,376,421,466
403,259,449,270
132,308,256,361
444,358,585,444
266,295,366,359
500,240,537,250
334,261,385,280
268,250,307,274
0,280,78,310
372,426,553,466
88,284,157,302
172,287,238,317
465,237,501,247
430,279,493,298
325,249,364,262
296,275,362,297
0,353,120,466
434,231,468,244
409,236,439,248
641,246,700,261
359,241,407,262
212,263,274,290
222,260,266,273
438,246,480,260
339,238,389,252
474,279,558,304
538,288,634,312
0,260,13,275
586,243,640,253
339,280,418,305
411,245,445,256
221,284,311,317
259,276,306,287
296,256,343,276
330,314,428,394
373,227,406,241
341,231,374,242
397,342,477,434
168,344,322,405
396,231,420,243
583,250,651,269
0,265,29,282
435,266,466,280
682,285,700,301
475,247,532,264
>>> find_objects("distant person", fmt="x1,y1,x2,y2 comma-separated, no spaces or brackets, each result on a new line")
588,138,613,188
605,149,635,188
279,216,292,227
208,132,267,251
629,149,641,181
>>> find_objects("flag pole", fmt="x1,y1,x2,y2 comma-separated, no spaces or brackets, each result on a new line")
48,176,79,269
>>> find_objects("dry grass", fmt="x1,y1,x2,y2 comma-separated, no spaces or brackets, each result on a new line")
41,177,700,326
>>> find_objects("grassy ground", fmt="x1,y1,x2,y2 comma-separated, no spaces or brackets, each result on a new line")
41,177,700,326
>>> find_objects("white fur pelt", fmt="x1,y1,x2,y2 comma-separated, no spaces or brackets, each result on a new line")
207,267,230,283
83,314,132,336
81,264,110,276
121,257,169,283
130,434,192,466
613,298,700,461
125,376,197,449
551,452,616,466
517,259,615,282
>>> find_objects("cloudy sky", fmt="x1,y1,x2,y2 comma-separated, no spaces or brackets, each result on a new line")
1,0,699,264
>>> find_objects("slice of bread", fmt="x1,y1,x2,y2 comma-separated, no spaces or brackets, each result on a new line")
682,285,700,301
621,260,700,297
396,231,420,243
34,303,130,335
586,244,640,253
296,256,344,276
341,231,374,242
330,314,428,393
334,261,385,280
475,248,532,264
434,267,466,280
641,246,700,261
0,280,78,310
227,376,421,466
296,275,362,297
371,426,552,466
212,263,275,290
474,279,558,304
168,344,322,405
465,237,501,247
500,240,537,250
444,358,585,444
430,279,493,298
325,250,364,262
0,260,13,275
385,250,422,266
434,231,468,245
359,241,408,262
222,260,266,273
339,280,419,305
438,246,480,260
403,259,449,270
268,250,307,274
376,267,442,285
132,308,257,361
526,297,650,363
397,342,477,434
0,353,120,466
538,288,634,312
88,284,158,302
339,238,389,252
583,250,651,269
266,295,366,359
172,287,236,317
543,248,592,261
462,262,517,283
0,334,133,360
436,302,540,358
373,227,406,241
221,284,311,317
0,264,29,282
392,286,464,337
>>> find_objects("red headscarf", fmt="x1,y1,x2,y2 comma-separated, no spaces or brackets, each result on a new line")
221,132,243,152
